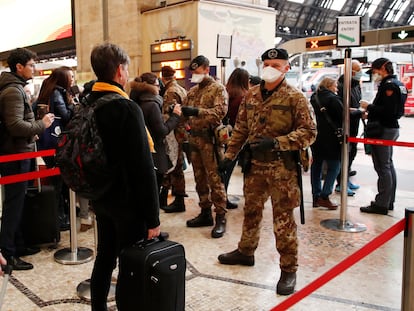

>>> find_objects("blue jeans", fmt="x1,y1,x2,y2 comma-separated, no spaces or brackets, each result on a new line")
0,159,31,257
311,158,341,199
371,127,399,208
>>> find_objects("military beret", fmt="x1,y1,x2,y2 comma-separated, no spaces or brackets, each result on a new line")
189,55,210,70
261,48,289,61
161,66,176,78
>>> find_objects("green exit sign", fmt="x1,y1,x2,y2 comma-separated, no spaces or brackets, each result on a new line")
391,30,414,40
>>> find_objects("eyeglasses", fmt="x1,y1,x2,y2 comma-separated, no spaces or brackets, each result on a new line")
26,63,36,68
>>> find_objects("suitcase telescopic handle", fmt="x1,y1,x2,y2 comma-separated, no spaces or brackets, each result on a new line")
0,265,12,276
0,265,12,311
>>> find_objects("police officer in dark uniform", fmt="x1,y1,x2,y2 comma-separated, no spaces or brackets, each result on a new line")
360,58,407,215
217,48,316,295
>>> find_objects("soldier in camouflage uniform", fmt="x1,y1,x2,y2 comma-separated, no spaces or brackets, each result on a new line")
181,55,229,238
218,48,317,295
159,66,188,213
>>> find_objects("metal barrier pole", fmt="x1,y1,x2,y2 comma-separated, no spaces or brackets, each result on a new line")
402,207,414,310
320,48,366,233
77,213,116,301
54,190,94,264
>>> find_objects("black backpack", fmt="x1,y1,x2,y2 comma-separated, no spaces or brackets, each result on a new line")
55,93,122,200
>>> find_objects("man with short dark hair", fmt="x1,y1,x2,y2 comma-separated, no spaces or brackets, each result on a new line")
182,55,229,238
0,48,55,270
87,43,161,310
218,48,316,295
359,58,407,215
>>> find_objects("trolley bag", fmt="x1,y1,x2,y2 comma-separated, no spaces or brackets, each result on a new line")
117,237,186,311
22,184,60,247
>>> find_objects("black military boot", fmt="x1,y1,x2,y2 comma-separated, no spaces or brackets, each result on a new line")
164,196,185,213
211,214,226,238
276,271,296,295
159,187,169,210
186,208,213,227
218,249,254,266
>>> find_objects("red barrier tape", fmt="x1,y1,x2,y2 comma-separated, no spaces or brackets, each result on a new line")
0,167,61,185
270,219,405,311
0,149,56,163
348,137,414,148
0,149,59,185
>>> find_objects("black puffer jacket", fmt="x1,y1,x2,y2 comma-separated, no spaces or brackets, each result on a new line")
310,87,343,160
130,81,180,174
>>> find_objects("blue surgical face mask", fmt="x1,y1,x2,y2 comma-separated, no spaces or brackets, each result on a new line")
353,71,363,81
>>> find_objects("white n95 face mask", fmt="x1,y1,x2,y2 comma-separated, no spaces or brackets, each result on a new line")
191,73,206,84
261,66,282,83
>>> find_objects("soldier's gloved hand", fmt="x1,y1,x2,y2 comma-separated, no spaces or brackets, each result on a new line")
250,137,278,152
181,106,199,117
218,157,233,173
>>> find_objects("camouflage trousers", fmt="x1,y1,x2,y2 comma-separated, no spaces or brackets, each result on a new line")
190,137,227,214
162,144,186,196
238,161,300,272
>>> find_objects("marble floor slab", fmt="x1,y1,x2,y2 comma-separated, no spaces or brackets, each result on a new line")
1,117,414,310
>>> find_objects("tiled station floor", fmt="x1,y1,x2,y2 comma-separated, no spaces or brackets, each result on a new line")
1,117,414,310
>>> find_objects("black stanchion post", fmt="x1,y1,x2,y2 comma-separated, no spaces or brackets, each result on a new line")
402,207,414,310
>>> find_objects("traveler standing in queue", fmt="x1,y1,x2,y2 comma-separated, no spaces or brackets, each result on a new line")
309,77,342,210
34,66,76,231
0,48,55,270
360,58,407,215
335,59,363,195
217,48,316,295
129,72,182,193
159,66,188,213
87,43,160,310
182,55,229,239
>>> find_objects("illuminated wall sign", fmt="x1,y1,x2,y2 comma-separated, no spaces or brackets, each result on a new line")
151,40,191,53
151,39,192,83
310,61,325,68
306,38,337,51
391,30,414,40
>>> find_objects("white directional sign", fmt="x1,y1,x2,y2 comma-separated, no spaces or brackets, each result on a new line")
336,16,361,47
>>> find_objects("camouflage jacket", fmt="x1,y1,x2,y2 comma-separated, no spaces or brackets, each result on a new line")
183,76,228,131
162,79,188,143
226,80,317,161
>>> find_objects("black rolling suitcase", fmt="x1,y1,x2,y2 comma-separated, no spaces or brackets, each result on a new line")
117,237,186,311
22,184,60,247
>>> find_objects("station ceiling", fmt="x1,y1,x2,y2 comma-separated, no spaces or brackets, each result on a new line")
270,0,414,48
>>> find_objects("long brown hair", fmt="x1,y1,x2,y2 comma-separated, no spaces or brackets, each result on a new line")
36,66,73,104
226,68,249,99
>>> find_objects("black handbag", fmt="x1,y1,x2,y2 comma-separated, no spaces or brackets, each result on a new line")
365,120,383,138
314,94,344,144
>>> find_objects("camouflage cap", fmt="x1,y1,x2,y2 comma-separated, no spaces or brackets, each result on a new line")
261,48,289,61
